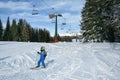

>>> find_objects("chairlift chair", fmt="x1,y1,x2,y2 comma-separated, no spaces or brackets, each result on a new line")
62,18,66,25
62,22,66,25
32,5,38,15
61,27,64,30
32,10,38,15
51,18,55,23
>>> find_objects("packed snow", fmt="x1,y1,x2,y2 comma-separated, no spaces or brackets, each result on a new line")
0,41,120,80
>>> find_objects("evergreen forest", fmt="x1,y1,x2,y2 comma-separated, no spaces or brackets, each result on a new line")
0,17,72,42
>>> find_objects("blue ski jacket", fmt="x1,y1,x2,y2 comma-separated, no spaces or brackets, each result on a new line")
37,51,46,67
39,52,45,60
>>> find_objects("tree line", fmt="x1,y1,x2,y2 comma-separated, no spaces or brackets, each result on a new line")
0,17,72,42
81,0,120,42
0,17,51,42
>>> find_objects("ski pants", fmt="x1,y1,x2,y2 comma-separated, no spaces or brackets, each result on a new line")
37,58,45,67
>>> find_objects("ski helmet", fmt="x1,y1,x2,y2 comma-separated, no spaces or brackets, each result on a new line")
41,46,45,51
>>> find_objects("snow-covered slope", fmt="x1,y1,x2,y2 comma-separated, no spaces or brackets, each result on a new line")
0,42,120,80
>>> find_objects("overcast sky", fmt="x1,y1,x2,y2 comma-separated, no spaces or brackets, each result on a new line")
0,0,86,36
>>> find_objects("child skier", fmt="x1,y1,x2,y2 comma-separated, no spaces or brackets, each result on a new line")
35,46,47,68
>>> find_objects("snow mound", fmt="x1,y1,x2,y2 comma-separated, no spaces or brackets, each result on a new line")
0,53,34,68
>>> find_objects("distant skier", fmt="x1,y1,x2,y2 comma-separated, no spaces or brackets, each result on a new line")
35,46,47,68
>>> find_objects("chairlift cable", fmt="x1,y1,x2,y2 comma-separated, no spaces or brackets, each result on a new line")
41,0,56,14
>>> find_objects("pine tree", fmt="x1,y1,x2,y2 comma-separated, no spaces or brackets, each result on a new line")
3,17,11,41
21,22,31,41
45,29,51,42
0,19,3,40
81,0,102,42
29,28,35,42
17,19,24,41
38,29,44,42
35,29,39,42
43,29,51,42
113,0,120,42
11,19,19,41
101,0,115,42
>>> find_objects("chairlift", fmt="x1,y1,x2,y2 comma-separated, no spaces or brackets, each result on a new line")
62,22,66,25
51,18,55,23
49,14,55,19
58,13,62,17
61,27,64,30
32,5,38,15
68,28,71,31
62,18,66,25
32,10,38,15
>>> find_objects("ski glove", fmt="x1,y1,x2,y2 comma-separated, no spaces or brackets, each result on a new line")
37,52,40,54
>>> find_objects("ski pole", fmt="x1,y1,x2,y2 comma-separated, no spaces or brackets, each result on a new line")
35,53,39,65
32,48,39,66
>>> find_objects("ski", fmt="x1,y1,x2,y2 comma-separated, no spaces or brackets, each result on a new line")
30,66,46,70
30,66,40,69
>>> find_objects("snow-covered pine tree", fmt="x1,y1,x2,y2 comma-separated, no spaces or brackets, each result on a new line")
81,0,120,42
112,0,120,42
81,0,104,42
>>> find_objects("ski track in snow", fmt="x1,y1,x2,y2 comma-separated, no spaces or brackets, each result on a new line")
0,42,120,80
